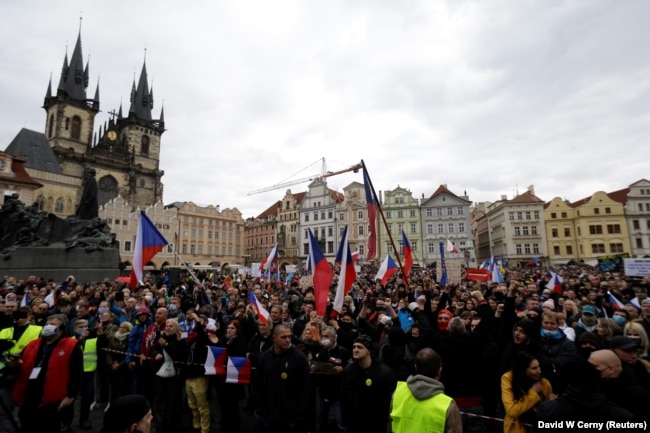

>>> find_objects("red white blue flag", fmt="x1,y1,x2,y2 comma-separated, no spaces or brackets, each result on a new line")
308,228,334,316
333,225,356,315
259,244,278,271
130,212,168,289
362,165,378,260
204,346,227,376
439,242,448,287
608,291,625,310
401,229,413,280
226,356,252,384
249,291,270,324
376,254,398,285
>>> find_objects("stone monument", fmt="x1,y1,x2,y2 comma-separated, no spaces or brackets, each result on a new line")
0,193,120,282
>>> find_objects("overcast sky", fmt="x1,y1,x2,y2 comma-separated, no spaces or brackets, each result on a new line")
2,1,649,218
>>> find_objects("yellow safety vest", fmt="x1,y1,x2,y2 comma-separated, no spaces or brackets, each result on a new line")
390,381,453,433
82,338,98,372
0,324,43,356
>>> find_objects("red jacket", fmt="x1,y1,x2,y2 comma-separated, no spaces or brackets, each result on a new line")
13,337,79,407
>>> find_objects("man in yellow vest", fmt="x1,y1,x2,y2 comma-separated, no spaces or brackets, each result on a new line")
0,307,42,432
74,319,98,430
389,348,463,433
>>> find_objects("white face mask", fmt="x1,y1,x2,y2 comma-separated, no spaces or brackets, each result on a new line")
321,338,331,347
42,324,59,337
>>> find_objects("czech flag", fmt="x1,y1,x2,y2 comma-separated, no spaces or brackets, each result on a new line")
308,228,334,316
446,239,458,254
362,165,378,260
546,271,563,294
259,244,278,271
376,254,398,285
204,346,227,376
249,292,270,324
527,256,539,266
226,356,252,384
130,212,168,289
608,291,625,310
402,230,413,280
333,225,356,316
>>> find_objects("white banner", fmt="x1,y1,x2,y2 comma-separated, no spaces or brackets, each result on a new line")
624,259,650,277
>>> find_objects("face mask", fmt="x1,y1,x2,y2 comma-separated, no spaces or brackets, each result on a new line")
541,328,562,338
582,315,597,326
76,327,87,336
168,304,177,313
98,307,109,315
42,324,59,337
321,338,331,347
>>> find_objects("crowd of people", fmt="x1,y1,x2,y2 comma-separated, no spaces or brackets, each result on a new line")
0,262,649,433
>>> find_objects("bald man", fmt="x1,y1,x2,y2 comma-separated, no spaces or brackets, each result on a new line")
589,349,649,420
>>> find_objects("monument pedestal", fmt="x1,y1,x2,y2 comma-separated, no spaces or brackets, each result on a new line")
0,245,120,283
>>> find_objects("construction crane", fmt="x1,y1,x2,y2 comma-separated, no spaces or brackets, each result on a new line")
247,158,363,195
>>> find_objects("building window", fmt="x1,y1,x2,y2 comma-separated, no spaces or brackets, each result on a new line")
305,214,309,222
428,242,435,254
358,225,364,235
458,222,465,233
427,224,433,235
182,244,187,254
610,243,624,253
458,206,464,215
328,226,333,237
410,223,417,234
633,220,640,230
124,241,132,252
412,241,418,252
636,238,643,248
409,210,416,217
551,228,558,238
589,225,603,235
339,212,345,221
515,227,521,236
313,212,318,221
533,244,539,254
140,135,150,155
437,223,444,234
534,211,540,219
531,226,538,235
566,245,573,255
71,116,81,139
357,210,363,219
605,207,611,214
386,211,392,219
606,224,621,234
321,212,326,220
198,245,203,255
553,246,560,255
551,213,557,219
509,212,515,221
447,207,453,215
304,244,309,255
523,226,529,236
397,210,403,218
563,228,570,237
35,195,44,211
525,211,531,220
436,208,443,216
426,208,433,217
516,244,522,254
594,208,600,215
448,223,454,233
524,244,531,254
55,198,64,213
327,242,334,254
591,243,605,254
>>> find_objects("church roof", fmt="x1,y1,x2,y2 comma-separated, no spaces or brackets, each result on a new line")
4,128,62,174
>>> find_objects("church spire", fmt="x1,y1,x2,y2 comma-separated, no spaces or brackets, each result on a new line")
128,58,153,121
45,74,53,99
57,30,89,101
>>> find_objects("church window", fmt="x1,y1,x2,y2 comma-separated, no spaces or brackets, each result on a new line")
71,116,81,139
36,195,44,211
55,198,64,213
98,175,118,206
140,135,150,155
48,115,54,137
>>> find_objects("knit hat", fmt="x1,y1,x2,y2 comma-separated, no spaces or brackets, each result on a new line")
542,299,555,310
438,309,453,319
354,334,373,351
136,304,150,316
577,331,600,348
100,394,150,433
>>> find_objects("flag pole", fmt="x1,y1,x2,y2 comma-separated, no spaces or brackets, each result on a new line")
168,243,204,288
361,160,409,285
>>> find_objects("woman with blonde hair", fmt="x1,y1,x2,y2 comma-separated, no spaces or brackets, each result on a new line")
624,321,650,360
595,317,623,348
562,300,580,326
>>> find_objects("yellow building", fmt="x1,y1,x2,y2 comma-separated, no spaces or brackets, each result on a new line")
545,191,631,264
